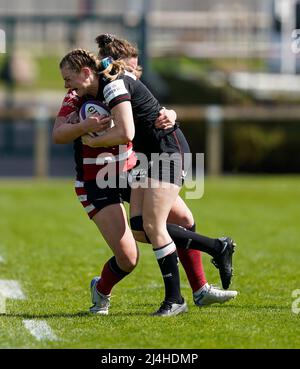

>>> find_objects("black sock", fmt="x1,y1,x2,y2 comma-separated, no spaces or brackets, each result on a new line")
154,242,183,304
166,223,222,257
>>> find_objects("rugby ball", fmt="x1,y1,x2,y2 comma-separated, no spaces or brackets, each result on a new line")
79,100,114,137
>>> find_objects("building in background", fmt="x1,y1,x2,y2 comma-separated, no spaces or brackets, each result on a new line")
0,0,292,59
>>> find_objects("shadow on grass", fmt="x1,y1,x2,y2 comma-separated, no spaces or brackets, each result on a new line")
1,309,154,319
197,304,291,311
2,303,290,320
1,300,159,318
1,311,91,319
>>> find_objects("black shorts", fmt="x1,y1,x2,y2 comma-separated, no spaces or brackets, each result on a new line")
132,128,191,187
75,177,131,219
75,128,190,217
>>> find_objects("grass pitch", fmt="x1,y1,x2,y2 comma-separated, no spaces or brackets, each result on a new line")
0,176,299,349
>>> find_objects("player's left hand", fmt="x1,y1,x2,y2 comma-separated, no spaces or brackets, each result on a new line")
155,108,176,130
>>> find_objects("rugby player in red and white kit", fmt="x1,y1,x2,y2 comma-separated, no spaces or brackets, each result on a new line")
54,86,141,315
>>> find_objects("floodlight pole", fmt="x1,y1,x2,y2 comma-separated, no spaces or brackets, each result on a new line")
139,0,150,81
34,106,50,179
205,106,223,177
277,0,297,74
2,18,16,154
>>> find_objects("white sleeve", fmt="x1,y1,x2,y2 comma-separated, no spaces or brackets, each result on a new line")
103,79,130,105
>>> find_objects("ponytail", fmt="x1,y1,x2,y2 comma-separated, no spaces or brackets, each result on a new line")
99,57,126,82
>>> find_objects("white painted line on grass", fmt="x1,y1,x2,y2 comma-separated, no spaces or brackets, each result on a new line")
0,255,4,263
0,280,25,299
23,320,58,341
0,293,6,314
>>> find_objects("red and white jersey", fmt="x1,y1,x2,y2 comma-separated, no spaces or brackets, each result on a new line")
57,89,83,117
82,142,136,181
56,89,137,181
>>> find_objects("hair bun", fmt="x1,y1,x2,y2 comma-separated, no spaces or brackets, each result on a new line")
96,34,115,48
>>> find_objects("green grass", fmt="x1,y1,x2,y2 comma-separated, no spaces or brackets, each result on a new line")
0,55,63,91
0,177,299,348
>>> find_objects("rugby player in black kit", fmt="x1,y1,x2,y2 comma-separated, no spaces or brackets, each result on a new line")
59,49,236,316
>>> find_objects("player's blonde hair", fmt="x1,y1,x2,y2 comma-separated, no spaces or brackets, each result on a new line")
59,47,135,82
100,59,127,82
59,48,100,73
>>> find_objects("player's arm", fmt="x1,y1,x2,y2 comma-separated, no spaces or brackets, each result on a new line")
52,114,110,144
52,115,85,144
52,91,111,144
82,101,135,148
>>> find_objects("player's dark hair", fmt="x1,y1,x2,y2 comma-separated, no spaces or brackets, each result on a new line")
95,33,138,59
95,34,142,79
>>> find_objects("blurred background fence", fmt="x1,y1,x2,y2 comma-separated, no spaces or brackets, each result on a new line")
1,0,300,177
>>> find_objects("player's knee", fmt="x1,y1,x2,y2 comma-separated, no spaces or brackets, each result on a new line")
130,215,163,237
142,219,154,238
175,210,194,229
143,219,163,240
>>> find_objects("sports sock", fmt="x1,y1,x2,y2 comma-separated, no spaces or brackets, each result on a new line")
96,256,130,296
177,224,207,292
167,223,223,257
154,241,183,304
130,215,222,257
